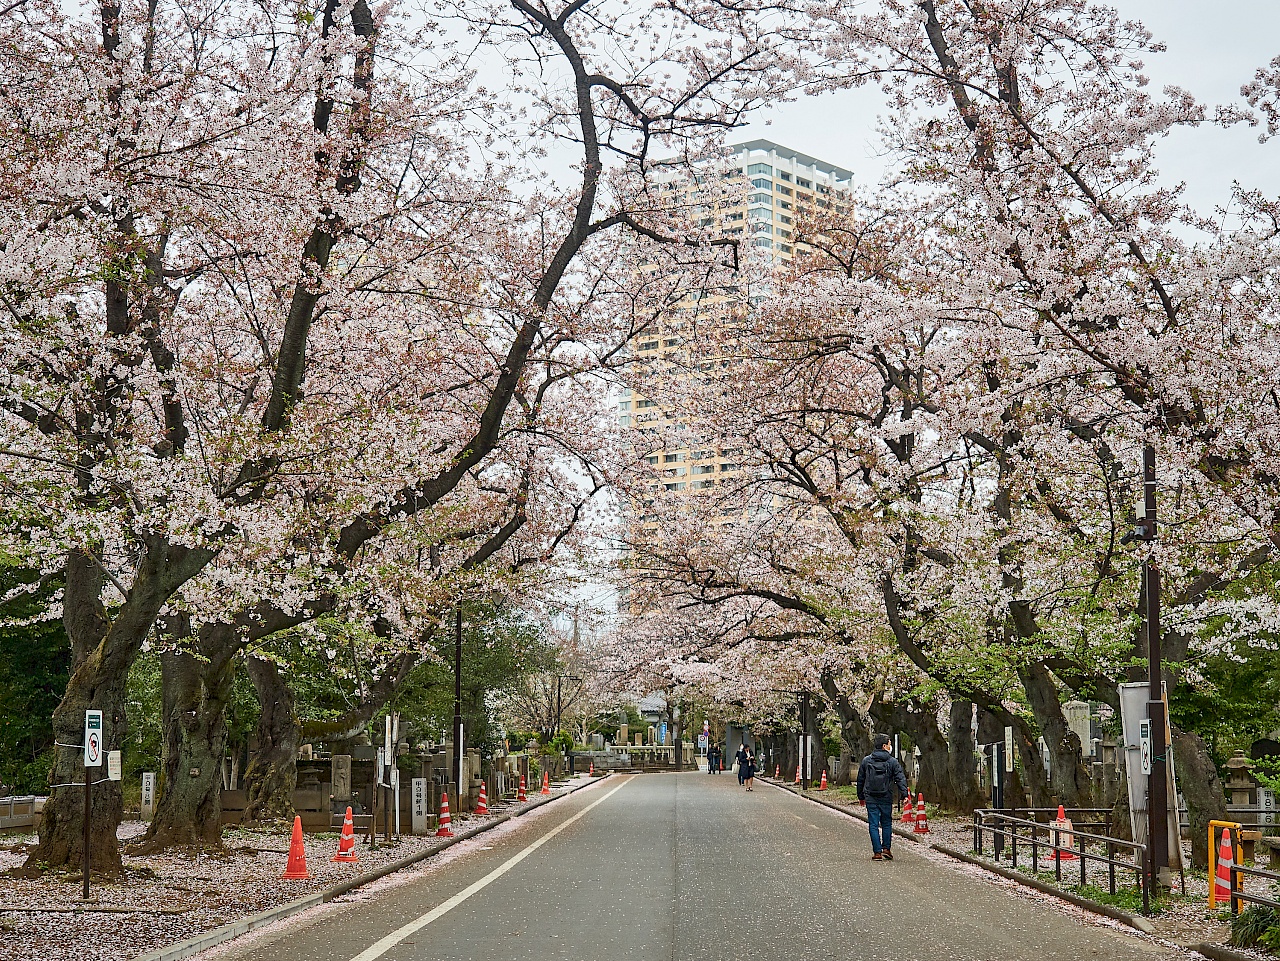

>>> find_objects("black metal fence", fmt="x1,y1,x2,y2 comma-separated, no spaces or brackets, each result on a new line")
974,809,1151,914
1224,824,1280,915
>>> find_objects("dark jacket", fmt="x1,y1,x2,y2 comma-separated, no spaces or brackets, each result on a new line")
856,748,909,801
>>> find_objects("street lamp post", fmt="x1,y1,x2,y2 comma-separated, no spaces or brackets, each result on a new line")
1139,444,1170,889
453,608,464,800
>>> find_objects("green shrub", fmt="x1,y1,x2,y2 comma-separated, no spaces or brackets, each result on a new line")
1230,905,1280,951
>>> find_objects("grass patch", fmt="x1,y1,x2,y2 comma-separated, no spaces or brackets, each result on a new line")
999,857,1173,914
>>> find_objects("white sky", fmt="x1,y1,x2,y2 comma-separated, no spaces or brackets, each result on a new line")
735,0,1277,217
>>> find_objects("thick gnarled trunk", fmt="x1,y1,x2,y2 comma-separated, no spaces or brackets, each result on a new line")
28,541,212,871
241,657,299,823
135,638,237,852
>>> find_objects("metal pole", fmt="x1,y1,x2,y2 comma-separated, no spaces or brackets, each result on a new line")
1142,444,1169,890
800,692,810,791
454,607,464,798
82,763,91,900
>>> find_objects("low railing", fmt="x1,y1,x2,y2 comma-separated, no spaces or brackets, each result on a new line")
974,809,1150,914
1002,806,1115,834
0,795,44,830
1221,824,1280,916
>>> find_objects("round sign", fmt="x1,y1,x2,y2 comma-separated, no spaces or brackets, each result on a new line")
86,731,101,765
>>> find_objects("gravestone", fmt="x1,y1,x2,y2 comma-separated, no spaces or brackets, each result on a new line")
332,755,353,803
1064,700,1092,757
140,772,156,821
618,724,628,745
411,777,431,835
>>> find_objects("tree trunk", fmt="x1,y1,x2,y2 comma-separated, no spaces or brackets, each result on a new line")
820,673,872,785
27,540,212,871
135,635,238,852
947,700,985,811
873,700,955,807
26,659,129,874
1172,725,1227,870
241,657,300,824
1019,662,1093,806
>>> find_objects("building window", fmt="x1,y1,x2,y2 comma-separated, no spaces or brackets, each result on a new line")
639,340,659,350
645,455,659,464
720,463,737,471
693,465,714,474
778,244,793,253
695,480,716,489
778,201,792,211
748,208,771,222
618,401,631,410
747,163,773,175
618,415,630,426
664,482,686,491
637,399,657,408
753,239,772,248
727,211,744,221
751,177,772,190
754,224,773,234
747,192,773,206
777,171,792,182
778,214,792,225
777,185,792,196
663,337,680,346
663,452,684,463
796,177,812,188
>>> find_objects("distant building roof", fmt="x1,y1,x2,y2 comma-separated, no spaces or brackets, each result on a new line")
729,139,854,182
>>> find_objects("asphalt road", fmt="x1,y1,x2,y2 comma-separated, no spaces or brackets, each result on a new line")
214,773,1178,961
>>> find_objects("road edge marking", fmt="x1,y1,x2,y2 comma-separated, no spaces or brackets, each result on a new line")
346,776,634,961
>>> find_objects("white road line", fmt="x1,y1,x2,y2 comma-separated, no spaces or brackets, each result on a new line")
347,777,632,961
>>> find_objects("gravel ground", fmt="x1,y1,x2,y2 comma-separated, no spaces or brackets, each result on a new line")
773,781,1274,958
0,778,591,961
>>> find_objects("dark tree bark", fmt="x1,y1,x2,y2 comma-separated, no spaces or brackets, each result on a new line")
134,627,240,852
28,540,213,872
1019,662,1093,806
241,657,300,823
1172,725,1227,870
946,700,985,811
820,674,872,786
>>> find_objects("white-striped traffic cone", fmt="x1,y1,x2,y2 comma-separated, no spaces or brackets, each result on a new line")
476,781,489,815
436,792,454,837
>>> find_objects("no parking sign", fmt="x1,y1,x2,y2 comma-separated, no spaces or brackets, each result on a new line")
84,710,103,767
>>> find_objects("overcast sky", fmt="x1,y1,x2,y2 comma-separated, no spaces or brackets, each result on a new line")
735,0,1277,217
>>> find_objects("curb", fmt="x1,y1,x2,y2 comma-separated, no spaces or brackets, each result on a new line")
760,779,923,844
930,842,1156,935
132,775,609,961
1190,943,1259,961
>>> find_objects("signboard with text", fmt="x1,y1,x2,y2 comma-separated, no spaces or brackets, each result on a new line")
84,710,103,767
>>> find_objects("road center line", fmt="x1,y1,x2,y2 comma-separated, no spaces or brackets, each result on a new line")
346,777,632,961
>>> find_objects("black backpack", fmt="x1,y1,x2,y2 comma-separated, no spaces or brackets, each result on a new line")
865,756,892,796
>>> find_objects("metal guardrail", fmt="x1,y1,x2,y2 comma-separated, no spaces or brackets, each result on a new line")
1222,824,1280,916
974,809,1151,914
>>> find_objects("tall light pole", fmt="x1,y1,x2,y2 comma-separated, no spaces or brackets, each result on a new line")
1138,444,1169,888
453,607,464,796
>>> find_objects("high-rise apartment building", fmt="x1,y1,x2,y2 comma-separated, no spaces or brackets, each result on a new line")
618,141,853,531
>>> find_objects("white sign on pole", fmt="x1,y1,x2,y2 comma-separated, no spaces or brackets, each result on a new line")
376,747,386,786
141,772,156,821
1139,719,1153,775
1004,726,1014,773
84,710,103,767
1261,787,1277,826
106,751,121,781
392,766,400,837
411,777,430,835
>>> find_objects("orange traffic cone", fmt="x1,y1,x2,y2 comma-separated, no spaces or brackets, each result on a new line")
775,764,780,779
794,764,801,785
1051,804,1077,860
1213,827,1234,908
818,770,828,791
912,793,930,834
281,815,310,878
518,774,527,802
541,771,551,795
901,794,916,824
436,792,454,837
476,781,489,815
331,806,359,862
589,761,594,775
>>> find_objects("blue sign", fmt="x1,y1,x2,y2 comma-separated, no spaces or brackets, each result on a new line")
659,722,667,745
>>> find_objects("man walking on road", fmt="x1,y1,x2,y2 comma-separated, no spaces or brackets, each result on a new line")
857,733,909,861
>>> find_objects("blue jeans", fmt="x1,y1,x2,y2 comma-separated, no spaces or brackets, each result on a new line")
867,797,894,854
